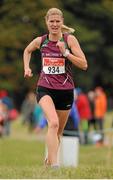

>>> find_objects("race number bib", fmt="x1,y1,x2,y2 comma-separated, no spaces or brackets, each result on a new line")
42,57,65,74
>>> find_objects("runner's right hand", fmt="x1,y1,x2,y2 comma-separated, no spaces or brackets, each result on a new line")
24,68,33,78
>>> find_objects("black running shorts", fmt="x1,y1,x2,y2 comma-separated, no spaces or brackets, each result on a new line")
36,86,74,110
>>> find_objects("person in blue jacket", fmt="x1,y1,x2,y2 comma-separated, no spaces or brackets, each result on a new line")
35,102,80,137
63,102,80,137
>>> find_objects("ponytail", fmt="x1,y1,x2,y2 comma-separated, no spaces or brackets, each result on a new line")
61,24,75,34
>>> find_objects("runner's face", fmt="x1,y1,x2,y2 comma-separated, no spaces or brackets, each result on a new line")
46,15,63,35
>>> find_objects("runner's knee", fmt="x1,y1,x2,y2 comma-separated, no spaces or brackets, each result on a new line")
49,121,59,131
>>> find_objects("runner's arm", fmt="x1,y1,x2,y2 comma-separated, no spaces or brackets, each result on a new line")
67,35,88,70
23,37,42,77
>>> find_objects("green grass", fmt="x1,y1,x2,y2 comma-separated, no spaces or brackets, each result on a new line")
0,139,113,179
0,112,113,178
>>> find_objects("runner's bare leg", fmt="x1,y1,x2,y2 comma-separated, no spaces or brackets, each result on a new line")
39,95,59,165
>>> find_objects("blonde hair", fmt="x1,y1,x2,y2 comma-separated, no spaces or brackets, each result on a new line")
45,8,63,20
61,24,75,34
45,8,75,34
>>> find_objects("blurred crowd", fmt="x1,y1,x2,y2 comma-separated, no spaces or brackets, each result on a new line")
0,90,19,137
75,87,107,145
0,87,108,146
20,86,107,145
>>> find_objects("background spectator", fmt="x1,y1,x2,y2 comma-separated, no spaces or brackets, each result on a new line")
94,86,107,144
88,90,97,131
75,88,91,144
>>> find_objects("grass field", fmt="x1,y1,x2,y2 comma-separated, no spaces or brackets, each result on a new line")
0,112,113,179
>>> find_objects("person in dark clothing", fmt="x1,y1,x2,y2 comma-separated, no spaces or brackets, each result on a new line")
88,90,97,131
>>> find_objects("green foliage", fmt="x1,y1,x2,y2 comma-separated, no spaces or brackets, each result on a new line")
0,0,61,93
61,0,113,94
0,0,113,102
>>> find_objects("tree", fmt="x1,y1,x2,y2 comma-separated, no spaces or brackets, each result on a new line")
61,0,113,96
0,0,61,107
0,0,113,107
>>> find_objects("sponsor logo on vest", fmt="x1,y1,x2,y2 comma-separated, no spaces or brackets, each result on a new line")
41,44,47,47
66,104,71,107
